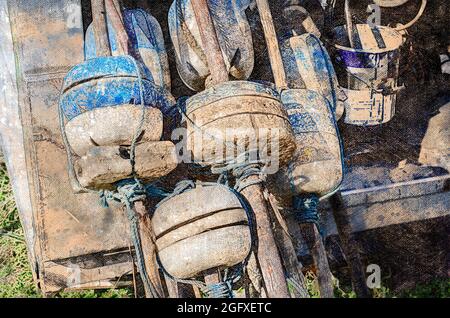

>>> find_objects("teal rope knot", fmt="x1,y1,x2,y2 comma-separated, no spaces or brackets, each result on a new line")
211,151,266,192
99,179,161,298
99,180,146,208
232,163,265,192
294,195,320,226
202,281,233,298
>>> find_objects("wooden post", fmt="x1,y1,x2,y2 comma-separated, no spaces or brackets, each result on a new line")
267,193,309,298
133,201,165,298
256,0,336,298
330,193,372,298
164,275,180,298
91,0,111,56
203,268,221,297
239,177,291,298
255,0,288,90
298,223,335,297
191,0,229,85
275,226,310,298
105,1,170,298
190,0,290,298
255,0,316,298
104,0,129,55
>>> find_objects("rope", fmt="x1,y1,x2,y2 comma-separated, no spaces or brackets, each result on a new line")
233,163,265,192
293,195,320,227
201,281,234,298
127,55,147,174
211,150,267,193
100,179,161,298
155,179,196,207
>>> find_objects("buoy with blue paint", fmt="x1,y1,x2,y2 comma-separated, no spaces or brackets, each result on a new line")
58,0,179,298
267,32,345,200
85,8,172,91
59,1,178,192
271,89,344,200
256,0,342,297
281,33,345,120
168,0,255,91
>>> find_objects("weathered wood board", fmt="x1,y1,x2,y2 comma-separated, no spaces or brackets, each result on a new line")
322,174,450,237
5,0,133,293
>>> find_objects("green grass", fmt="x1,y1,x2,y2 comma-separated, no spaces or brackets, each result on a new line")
0,163,132,298
0,163,448,298
0,163,38,298
304,272,449,298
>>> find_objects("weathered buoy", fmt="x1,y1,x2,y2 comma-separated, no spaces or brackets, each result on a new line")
270,89,343,198
59,55,176,192
152,183,252,279
168,0,254,91
185,81,296,166
85,8,171,90
60,55,174,121
281,33,345,120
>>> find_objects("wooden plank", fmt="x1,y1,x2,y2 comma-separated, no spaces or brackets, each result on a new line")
323,175,450,236
340,175,449,207
5,0,86,292
43,261,133,293
7,0,84,77
5,1,141,294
